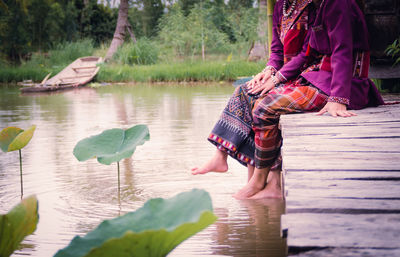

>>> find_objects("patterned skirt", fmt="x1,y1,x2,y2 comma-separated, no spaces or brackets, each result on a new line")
208,84,282,170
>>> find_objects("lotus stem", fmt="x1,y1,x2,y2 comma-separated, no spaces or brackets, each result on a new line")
117,161,120,192
19,149,23,197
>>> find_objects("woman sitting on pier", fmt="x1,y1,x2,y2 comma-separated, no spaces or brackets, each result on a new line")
193,0,384,200
192,0,318,185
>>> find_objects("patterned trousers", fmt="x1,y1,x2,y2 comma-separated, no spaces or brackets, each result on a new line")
252,81,328,169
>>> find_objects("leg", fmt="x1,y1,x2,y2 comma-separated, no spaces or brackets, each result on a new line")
247,164,254,182
233,167,269,199
249,170,282,199
191,149,228,175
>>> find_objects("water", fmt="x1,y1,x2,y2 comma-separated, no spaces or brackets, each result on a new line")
0,84,286,257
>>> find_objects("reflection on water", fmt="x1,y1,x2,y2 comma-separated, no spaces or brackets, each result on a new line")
0,84,286,257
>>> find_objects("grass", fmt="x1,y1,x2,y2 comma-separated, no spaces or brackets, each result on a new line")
0,38,264,83
97,60,264,83
0,66,52,83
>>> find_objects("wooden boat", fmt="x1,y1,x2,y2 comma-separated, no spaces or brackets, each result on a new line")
20,56,103,93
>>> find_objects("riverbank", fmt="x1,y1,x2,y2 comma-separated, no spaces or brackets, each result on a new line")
0,60,265,84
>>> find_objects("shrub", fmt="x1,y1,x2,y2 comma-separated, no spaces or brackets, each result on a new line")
113,38,159,65
385,38,400,66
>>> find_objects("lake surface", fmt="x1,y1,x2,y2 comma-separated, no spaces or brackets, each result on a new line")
0,83,286,257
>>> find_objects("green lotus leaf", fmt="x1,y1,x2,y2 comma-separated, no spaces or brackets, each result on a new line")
54,189,217,257
0,126,36,153
73,125,150,165
0,195,39,257
8,125,36,152
0,127,23,152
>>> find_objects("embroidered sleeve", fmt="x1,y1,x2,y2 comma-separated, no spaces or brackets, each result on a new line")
328,96,350,105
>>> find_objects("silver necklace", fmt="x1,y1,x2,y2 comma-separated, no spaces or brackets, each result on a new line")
283,0,297,17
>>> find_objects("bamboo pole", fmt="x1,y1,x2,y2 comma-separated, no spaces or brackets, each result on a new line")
267,0,276,58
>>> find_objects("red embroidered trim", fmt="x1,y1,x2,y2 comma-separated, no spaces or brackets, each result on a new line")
328,96,350,105
208,134,237,152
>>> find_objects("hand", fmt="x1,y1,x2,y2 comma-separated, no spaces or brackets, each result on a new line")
316,102,357,117
247,69,272,90
248,77,275,96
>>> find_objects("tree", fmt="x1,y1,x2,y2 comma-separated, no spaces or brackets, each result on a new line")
105,0,135,61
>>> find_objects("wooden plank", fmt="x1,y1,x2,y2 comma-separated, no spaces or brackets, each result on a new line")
282,152,400,171
280,105,400,127
72,66,97,70
282,125,400,138
282,122,400,138
284,171,400,210
285,197,400,211
283,171,400,180
281,213,400,248
60,74,93,80
285,180,400,199
289,247,400,257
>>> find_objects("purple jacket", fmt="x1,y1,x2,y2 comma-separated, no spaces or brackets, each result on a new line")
267,0,316,81
301,0,384,109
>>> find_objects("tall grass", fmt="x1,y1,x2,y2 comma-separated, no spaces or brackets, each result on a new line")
0,66,51,83
24,39,95,68
113,38,159,65
97,60,264,82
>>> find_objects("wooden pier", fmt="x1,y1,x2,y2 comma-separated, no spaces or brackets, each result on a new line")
279,95,400,256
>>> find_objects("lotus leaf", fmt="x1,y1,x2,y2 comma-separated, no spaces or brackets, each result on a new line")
0,195,39,257
0,126,36,152
73,125,150,165
54,189,217,257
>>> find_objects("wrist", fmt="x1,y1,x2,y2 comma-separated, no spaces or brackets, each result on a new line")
270,75,280,86
263,66,276,75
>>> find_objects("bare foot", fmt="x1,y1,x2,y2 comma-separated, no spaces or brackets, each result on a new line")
248,182,282,199
191,150,228,175
233,169,268,199
249,171,282,199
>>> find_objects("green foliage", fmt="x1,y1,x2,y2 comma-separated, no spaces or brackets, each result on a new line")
24,39,95,68
54,189,217,257
158,4,229,58
0,195,39,257
113,38,159,65
142,0,164,37
0,0,31,62
73,124,150,165
0,125,36,152
226,7,258,57
385,38,400,66
80,0,116,45
0,0,114,63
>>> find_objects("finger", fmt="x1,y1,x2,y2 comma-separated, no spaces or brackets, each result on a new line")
260,87,270,96
247,80,254,88
261,75,268,84
330,111,338,117
315,109,327,116
250,87,262,94
338,111,353,117
248,83,258,93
